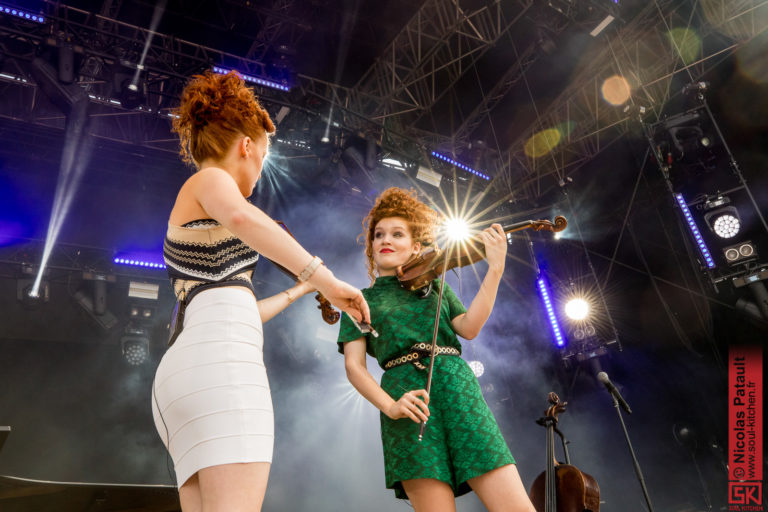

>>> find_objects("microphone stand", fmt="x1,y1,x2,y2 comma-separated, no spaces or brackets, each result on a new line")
608,394,656,512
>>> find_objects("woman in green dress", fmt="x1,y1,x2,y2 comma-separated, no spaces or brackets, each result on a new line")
337,187,536,511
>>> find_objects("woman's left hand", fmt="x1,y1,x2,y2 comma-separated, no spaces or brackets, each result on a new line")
477,223,507,273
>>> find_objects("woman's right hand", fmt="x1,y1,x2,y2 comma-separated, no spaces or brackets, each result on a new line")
386,390,430,423
316,277,371,325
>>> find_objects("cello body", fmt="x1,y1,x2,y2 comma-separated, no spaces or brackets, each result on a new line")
530,463,600,512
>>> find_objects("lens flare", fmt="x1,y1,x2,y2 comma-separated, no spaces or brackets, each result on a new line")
565,298,589,321
443,217,470,242
601,75,631,106
667,28,701,65
524,128,562,158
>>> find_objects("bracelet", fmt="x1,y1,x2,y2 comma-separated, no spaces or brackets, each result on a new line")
283,289,295,303
297,255,323,282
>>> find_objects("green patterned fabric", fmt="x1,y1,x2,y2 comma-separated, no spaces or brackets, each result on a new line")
337,276,516,499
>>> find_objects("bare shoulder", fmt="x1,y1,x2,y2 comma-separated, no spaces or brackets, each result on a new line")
169,168,234,225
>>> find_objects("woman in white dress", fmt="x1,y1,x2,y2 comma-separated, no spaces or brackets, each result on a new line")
151,69,370,512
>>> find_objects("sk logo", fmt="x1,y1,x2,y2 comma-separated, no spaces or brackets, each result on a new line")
729,482,762,505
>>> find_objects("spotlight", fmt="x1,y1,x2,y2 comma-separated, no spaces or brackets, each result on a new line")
468,360,485,378
17,279,49,308
129,305,155,319
118,78,146,110
444,217,470,242
723,241,757,266
565,298,589,320
704,206,741,239
121,325,149,366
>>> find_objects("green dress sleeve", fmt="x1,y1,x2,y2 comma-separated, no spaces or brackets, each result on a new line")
337,311,368,354
442,281,467,320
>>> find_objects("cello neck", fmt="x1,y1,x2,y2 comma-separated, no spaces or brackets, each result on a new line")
545,417,557,512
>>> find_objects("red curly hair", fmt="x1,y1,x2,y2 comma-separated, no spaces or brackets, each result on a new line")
172,70,275,168
361,187,439,283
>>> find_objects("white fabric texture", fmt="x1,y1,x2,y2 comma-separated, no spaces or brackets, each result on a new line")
151,286,272,487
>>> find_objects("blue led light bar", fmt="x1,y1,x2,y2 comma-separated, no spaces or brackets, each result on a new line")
537,276,566,347
674,193,716,269
212,66,290,92
114,257,166,269
431,151,491,180
0,4,45,22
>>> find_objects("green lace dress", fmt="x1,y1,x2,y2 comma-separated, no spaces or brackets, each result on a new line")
337,275,515,499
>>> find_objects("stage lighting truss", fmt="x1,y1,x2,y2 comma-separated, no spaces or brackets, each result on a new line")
656,110,717,168
723,241,757,266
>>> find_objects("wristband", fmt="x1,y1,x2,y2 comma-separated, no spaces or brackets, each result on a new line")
298,256,323,282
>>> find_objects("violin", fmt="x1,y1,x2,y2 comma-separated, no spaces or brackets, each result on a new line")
396,216,566,292
530,392,600,512
267,221,340,325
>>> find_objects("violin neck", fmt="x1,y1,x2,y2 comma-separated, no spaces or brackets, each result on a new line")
501,220,536,234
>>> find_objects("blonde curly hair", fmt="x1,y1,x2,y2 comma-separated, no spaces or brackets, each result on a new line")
172,70,275,168
360,187,438,283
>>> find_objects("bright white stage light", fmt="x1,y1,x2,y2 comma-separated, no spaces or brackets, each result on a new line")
444,217,470,242
468,360,485,378
711,214,740,238
565,298,589,320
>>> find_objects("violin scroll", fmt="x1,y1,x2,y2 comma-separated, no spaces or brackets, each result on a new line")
530,216,567,233
316,293,341,324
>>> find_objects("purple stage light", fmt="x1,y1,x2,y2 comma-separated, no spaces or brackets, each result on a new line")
212,66,290,92
114,257,166,269
537,275,566,347
431,151,491,180
674,193,716,269
0,4,45,23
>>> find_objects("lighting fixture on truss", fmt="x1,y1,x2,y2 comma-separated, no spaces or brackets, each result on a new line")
212,66,290,92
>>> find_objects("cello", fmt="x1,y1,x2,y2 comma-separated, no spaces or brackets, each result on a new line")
530,392,600,512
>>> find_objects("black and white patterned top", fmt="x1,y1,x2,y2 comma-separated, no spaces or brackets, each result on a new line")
164,219,259,298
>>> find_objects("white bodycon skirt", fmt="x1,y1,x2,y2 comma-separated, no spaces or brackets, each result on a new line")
151,286,272,487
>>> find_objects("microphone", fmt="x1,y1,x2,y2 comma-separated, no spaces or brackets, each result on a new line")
597,372,632,414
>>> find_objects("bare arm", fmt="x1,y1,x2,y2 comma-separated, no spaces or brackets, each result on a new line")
256,280,315,323
343,339,430,423
450,224,507,340
191,167,369,323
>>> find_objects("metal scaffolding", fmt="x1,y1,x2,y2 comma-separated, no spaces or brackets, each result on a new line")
0,1,765,189
489,0,768,200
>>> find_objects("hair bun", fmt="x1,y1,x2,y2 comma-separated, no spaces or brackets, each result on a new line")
190,99,216,128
